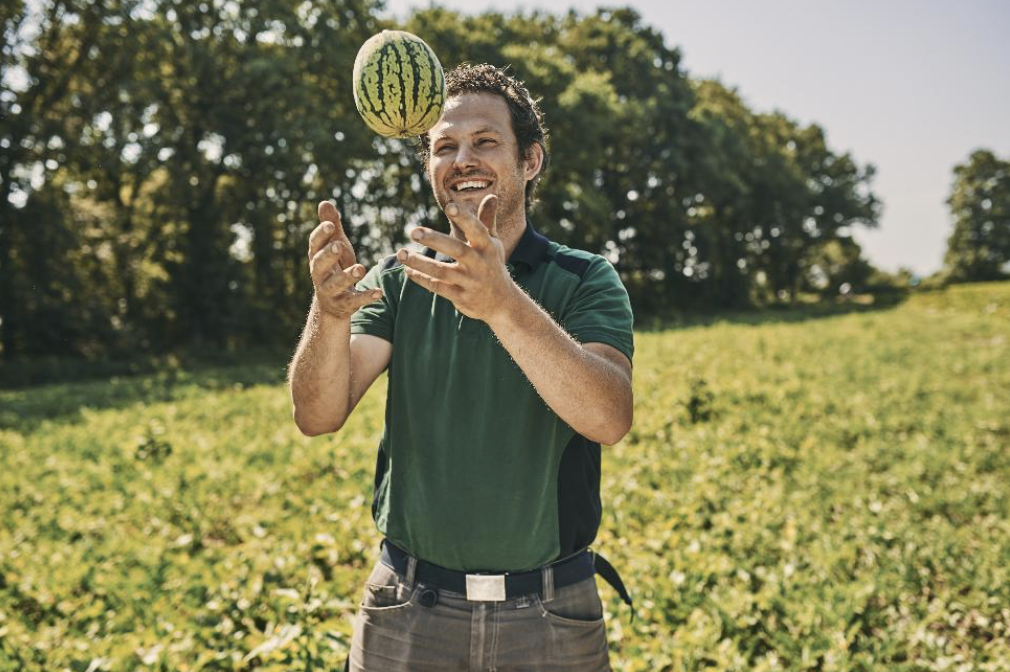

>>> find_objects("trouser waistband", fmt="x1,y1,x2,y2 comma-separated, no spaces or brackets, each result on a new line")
379,538,634,615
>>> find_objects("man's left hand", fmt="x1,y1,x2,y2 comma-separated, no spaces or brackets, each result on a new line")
397,194,517,323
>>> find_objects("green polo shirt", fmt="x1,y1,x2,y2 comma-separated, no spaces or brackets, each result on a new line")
349,220,634,572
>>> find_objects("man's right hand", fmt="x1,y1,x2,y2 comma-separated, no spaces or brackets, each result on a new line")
309,201,383,320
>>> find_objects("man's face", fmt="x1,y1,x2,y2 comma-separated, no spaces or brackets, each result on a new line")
426,92,534,225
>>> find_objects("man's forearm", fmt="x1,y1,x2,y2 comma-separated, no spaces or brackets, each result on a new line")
486,285,633,445
288,295,352,435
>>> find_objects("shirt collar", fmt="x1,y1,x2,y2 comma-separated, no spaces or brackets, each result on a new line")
507,219,551,269
428,219,550,269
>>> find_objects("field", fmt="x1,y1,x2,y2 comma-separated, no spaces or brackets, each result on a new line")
1,282,1009,671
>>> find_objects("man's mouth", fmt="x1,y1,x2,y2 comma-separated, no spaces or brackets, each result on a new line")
450,179,493,193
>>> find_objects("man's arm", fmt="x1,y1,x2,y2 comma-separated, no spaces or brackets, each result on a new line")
288,201,392,436
486,290,633,444
288,297,391,436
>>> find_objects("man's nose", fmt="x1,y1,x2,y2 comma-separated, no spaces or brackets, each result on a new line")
453,143,477,171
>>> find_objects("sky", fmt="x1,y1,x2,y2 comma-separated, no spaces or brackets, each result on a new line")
380,0,1010,276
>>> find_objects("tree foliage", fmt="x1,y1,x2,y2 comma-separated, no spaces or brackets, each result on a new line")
1,2,882,362
943,149,1010,282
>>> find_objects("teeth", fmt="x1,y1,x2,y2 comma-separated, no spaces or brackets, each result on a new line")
453,180,490,191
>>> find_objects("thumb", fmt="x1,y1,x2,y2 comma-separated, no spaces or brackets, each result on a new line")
478,194,498,237
355,288,383,309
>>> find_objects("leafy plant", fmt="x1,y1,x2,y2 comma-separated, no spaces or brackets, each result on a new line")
1,282,1009,670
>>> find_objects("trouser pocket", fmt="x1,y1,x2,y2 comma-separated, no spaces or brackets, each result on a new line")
534,575,605,625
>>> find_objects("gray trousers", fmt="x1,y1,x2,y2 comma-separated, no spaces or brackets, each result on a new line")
348,554,612,671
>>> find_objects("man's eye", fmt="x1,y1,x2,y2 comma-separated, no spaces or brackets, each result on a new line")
478,138,496,146
435,145,454,154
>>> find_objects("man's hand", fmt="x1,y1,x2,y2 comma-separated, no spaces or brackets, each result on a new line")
397,194,516,323
309,201,383,320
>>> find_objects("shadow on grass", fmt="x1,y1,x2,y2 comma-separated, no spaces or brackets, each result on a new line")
636,292,909,332
0,348,292,433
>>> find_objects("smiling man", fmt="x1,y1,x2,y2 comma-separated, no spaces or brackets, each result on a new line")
288,64,635,671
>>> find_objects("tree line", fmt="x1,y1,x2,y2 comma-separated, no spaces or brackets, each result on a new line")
1,0,950,363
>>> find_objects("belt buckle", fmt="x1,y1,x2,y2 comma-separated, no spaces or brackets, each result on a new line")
465,573,506,602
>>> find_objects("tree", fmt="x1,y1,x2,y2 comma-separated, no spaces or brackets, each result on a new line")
1,1,111,360
801,237,875,297
943,149,1010,282
1,2,888,362
688,79,880,305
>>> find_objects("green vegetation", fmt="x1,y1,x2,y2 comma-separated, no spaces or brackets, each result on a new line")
1,283,1008,671
941,149,1010,284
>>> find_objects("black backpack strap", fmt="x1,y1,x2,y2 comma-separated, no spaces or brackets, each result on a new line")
592,551,634,622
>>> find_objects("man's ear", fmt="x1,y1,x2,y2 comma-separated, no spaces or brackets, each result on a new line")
523,142,545,181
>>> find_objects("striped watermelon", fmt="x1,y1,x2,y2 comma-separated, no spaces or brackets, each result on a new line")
352,30,446,138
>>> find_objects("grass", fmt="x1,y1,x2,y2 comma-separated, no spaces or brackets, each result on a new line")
1,281,1008,671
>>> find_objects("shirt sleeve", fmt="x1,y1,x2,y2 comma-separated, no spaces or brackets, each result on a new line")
560,256,634,363
349,257,399,343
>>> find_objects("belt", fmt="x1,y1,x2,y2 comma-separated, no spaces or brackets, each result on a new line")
379,538,634,613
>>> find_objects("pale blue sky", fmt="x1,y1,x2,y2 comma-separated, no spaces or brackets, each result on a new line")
381,0,1010,275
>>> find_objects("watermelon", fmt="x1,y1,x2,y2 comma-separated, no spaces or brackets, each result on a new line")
352,30,446,139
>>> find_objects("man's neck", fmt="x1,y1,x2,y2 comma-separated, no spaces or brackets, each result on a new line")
496,216,526,262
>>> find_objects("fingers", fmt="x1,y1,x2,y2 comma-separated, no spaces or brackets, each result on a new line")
320,286,385,315
317,201,349,242
477,194,498,238
347,288,385,310
311,241,359,288
408,228,471,261
315,254,383,317
397,248,461,281
309,220,337,260
309,231,355,278
403,265,461,301
308,201,380,317
318,263,367,296
314,201,356,267
445,201,491,249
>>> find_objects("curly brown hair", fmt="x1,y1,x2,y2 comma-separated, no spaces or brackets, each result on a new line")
418,63,550,210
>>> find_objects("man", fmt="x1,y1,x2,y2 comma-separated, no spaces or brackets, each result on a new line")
288,64,634,671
